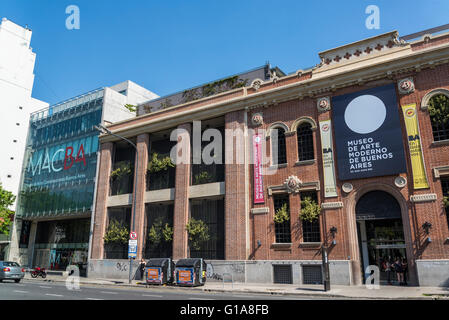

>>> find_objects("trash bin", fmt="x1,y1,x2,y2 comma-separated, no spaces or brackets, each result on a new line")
145,258,174,285
174,258,207,287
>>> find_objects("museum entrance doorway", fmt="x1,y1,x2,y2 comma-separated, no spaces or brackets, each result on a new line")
356,191,407,285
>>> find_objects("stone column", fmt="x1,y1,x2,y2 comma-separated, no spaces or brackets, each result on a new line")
133,134,149,259
90,142,113,259
225,111,248,260
27,221,38,268
172,123,191,259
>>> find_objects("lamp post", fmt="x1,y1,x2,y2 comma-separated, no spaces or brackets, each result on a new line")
422,221,432,243
330,226,338,245
95,124,139,284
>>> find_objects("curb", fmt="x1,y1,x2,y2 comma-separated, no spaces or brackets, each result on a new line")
21,277,440,300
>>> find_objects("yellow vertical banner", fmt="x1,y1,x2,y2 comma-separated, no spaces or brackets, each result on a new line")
402,103,429,189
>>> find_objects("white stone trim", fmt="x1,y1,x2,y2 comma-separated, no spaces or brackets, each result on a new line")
421,88,449,111
433,165,449,178
321,202,343,209
410,193,437,203
250,207,269,215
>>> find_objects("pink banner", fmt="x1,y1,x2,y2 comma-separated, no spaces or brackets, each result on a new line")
253,133,265,204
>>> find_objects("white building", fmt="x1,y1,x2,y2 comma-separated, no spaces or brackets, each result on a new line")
0,17,48,209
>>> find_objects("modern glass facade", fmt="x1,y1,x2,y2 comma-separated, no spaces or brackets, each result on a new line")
17,90,103,218
14,89,104,271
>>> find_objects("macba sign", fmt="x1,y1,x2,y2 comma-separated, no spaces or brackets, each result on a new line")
332,84,407,180
27,144,87,176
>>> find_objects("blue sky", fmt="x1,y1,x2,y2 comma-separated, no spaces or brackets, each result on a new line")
1,0,449,105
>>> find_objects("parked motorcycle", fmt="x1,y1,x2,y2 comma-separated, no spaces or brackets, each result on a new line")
31,267,47,278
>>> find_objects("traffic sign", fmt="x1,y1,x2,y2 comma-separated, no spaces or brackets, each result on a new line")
129,232,137,240
128,239,137,258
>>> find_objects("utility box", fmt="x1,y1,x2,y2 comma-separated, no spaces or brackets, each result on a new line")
174,258,207,287
145,258,174,285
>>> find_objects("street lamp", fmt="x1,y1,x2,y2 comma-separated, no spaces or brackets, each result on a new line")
94,124,139,284
422,221,432,243
330,226,337,245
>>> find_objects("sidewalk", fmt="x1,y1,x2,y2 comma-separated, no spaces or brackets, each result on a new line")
23,273,449,300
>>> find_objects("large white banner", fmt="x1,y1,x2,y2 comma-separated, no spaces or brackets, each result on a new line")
319,120,338,198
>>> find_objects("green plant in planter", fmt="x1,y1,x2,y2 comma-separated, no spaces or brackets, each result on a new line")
147,217,174,245
147,153,175,174
110,161,133,180
273,203,289,224
194,171,212,184
428,94,449,125
162,223,174,242
299,197,322,222
443,196,449,209
103,219,129,244
186,218,210,251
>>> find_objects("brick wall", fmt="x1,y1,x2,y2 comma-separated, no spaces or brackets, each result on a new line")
91,142,113,259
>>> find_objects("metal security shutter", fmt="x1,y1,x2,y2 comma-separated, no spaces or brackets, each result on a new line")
273,265,293,284
302,265,323,284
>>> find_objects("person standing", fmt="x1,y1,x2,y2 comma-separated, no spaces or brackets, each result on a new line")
139,258,146,280
382,257,392,285
394,257,404,285
402,258,408,286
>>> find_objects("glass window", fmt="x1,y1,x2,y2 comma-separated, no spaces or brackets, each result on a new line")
271,128,287,165
273,194,291,243
144,203,174,258
430,94,449,141
301,192,321,243
297,123,314,161
190,199,225,259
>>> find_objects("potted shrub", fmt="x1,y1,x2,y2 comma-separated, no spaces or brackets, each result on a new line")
110,161,133,194
273,203,289,224
299,197,322,222
186,218,210,252
103,219,129,259
147,217,173,256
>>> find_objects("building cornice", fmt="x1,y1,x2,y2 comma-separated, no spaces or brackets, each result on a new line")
100,41,449,142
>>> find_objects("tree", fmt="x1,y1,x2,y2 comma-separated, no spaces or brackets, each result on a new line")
0,184,16,235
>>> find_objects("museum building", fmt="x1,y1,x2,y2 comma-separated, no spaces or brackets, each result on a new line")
89,28,449,286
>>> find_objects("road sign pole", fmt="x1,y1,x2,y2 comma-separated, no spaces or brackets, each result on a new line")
322,245,331,291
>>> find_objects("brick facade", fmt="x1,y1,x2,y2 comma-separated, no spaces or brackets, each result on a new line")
91,30,449,285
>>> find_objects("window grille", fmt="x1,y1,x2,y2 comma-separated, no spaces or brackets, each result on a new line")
274,194,291,243
297,123,314,161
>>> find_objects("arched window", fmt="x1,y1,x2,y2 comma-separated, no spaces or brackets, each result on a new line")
271,128,287,165
297,123,314,161
429,94,449,141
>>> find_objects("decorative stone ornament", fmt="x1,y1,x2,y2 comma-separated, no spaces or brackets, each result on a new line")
251,113,263,126
251,78,263,91
284,175,302,193
342,183,353,193
394,176,407,188
398,78,415,95
317,97,331,113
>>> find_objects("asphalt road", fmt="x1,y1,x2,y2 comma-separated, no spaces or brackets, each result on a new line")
0,278,332,300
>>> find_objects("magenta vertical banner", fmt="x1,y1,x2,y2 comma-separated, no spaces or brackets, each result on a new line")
253,133,265,204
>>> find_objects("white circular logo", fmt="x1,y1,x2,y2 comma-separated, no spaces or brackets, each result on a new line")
255,136,261,143
344,95,386,134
